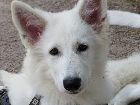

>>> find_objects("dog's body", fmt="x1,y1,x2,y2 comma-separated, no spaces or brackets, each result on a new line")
0,0,140,105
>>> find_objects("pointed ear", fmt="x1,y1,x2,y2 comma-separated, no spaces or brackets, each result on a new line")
11,1,46,45
77,0,107,32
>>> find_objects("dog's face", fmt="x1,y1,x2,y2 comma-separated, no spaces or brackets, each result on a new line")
39,15,99,94
11,0,108,95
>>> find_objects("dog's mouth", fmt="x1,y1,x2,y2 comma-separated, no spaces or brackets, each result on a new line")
65,88,82,95
68,91,79,94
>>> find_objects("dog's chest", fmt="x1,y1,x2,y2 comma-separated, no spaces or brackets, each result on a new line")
40,97,82,105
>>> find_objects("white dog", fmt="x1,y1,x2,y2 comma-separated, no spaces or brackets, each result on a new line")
0,0,140,105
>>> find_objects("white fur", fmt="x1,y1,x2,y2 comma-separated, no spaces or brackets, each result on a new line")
0,0,140,105
108,10,140,28
107,53,140,105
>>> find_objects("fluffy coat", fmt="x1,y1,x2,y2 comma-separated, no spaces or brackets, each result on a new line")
0,0,140,105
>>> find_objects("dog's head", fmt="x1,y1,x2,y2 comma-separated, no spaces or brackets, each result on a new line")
11,0,108,95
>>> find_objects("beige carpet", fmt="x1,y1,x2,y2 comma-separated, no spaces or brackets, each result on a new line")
0,0,140,104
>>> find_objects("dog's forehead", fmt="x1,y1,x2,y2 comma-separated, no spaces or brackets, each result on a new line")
38,10,96,50
44,11,94,40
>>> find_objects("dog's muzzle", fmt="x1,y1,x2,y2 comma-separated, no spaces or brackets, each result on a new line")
63,77,81,94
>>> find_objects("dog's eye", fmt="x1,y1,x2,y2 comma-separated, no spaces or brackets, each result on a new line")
77,44,88,53
49,47,60,56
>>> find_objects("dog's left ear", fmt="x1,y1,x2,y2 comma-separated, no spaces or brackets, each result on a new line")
76,0,107,32
11,1,46,46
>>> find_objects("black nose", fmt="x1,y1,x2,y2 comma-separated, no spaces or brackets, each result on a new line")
63,77,81,92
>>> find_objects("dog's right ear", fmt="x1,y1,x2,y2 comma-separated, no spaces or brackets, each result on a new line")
11,1,46,46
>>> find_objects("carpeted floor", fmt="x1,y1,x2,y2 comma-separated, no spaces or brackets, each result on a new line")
0,0,140,104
